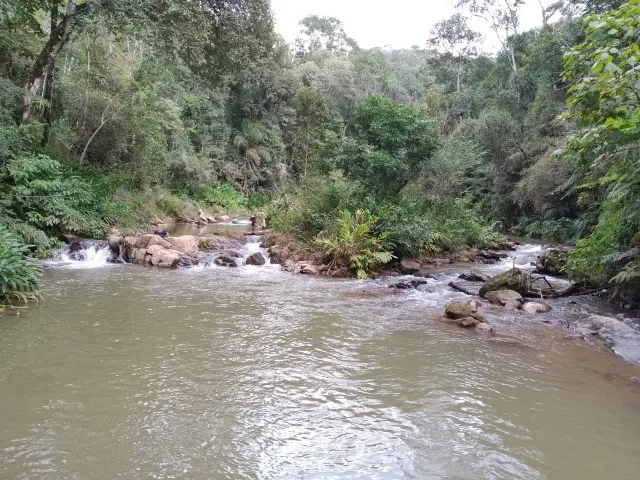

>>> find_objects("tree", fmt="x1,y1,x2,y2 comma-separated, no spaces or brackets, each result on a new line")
429,14,481,92
19,0,274,124
294,15,358,57
457,0,524,75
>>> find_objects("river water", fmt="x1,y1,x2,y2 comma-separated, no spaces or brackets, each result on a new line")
1,244,640,479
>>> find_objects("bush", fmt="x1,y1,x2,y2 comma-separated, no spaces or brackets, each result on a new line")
316,209,394,278
0,224,42,309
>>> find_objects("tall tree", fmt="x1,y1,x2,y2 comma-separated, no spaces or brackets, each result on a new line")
294,15,358,57
428,13,481,92
457,0,524,75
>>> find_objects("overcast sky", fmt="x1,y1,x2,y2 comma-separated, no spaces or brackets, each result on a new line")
271,0,545,51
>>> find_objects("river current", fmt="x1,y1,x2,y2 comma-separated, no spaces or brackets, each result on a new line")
1,241,639,479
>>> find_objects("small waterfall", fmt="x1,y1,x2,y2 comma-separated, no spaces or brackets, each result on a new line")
44,240,115,269
243,234,271,266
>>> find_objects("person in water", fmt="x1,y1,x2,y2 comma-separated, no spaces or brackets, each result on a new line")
154,230,169,239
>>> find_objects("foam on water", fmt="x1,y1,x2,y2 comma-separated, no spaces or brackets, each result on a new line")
44,241,115,269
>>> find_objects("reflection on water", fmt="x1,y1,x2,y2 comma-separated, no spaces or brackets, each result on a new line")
0,262,639,479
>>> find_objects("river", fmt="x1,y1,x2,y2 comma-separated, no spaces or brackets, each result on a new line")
1,241,639,479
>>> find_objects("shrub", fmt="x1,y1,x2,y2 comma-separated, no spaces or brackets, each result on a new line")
0,224,42,309
316,209,394,279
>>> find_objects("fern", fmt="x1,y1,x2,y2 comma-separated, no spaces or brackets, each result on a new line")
0,224,42,307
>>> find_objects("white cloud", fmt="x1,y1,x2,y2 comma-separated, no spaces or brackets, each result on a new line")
271,0,546,51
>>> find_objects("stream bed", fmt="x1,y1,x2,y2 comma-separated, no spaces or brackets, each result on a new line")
1,243,640,479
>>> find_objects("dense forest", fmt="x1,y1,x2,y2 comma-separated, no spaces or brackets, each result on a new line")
1,0,638,304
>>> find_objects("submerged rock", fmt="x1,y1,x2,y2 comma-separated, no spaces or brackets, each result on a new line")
521,301,552,314
479,268,528,297
390,278,429,290
485,289,524,306
245,252,266,266
458,270,489,283
574,315,640,364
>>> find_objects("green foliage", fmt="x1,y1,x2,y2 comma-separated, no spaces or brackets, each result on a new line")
514,216,579,243
317,209,393,279
0,224,42,308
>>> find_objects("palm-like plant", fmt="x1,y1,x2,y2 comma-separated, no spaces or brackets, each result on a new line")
0,225,42,309
317,209,394,279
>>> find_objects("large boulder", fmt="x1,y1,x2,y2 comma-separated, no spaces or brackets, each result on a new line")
535,248,571,276
245,252,266,266
485,289,524,306
399,259,421,275
166,235,200,253
479,268,528,297
198,235,243,252
444,302,486,323
150,247,182,268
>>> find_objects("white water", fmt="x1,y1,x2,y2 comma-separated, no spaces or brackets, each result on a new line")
44,241,114,269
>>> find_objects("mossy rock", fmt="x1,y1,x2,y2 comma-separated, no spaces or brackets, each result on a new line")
444,302,486,322
479,268,528,297
535,249,571,276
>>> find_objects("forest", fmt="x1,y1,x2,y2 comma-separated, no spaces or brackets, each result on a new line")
0,0,638,303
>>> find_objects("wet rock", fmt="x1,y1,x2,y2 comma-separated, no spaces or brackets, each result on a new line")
215,256,238,267
107,235,123,253
423,258,452,265
300,264,319,275
390,279,429,290
521,301,552,314
458,270,489,283
449,281,481,296
485,290,524,306
479,268,528,297
467,299,483,309
69,241,83,253
198,235,243,252
477,250,509,263
535,248,571,276
444,302,486,322
245,252,266,266
574,315,640,364
476,322,494,333
218,215,231,222
267,245,290,265
399,259,421,274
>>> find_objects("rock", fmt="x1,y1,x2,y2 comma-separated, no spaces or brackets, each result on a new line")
300,263,320,275
399,259,421,274
574,315,640,364
439,316,483,328
444,302,486,322
467,299,483,309
476,323,494,333
251,211,268,229
69,241,83,253
267,245,289,265
521,301,552,314
218,215,231,222
535,248,571,276
215,256,238,267
198,235,243,252
245,252,266,266
390,279,429,289
479,268,528,297
166,235,200,253
151,248,182,268
107,235,123,253
485,289,523,306
146,234,173,250
458,270,489,283
449,281,481,296
423,258,452,265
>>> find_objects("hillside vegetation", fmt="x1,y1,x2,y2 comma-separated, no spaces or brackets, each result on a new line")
1,0,638,302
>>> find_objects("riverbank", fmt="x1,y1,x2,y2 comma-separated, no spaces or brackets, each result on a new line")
52,225,640,367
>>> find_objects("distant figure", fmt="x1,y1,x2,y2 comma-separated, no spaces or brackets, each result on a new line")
154,230,169,239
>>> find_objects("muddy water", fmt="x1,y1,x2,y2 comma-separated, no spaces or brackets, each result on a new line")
1,252,640,479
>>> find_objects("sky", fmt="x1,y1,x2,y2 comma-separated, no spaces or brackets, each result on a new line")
271,0,546,51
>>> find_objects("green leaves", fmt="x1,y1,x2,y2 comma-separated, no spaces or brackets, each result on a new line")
0,224,42,307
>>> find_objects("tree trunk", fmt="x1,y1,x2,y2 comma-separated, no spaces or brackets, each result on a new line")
21,1,78,124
